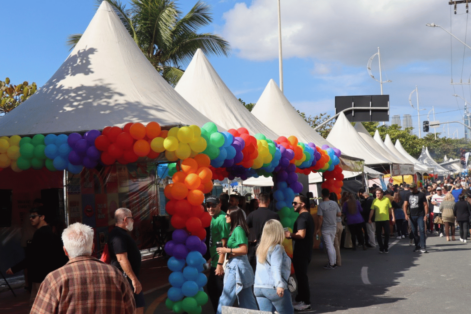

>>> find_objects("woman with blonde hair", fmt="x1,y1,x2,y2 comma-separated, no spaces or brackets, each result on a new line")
254,220,293,314
440,193,456,241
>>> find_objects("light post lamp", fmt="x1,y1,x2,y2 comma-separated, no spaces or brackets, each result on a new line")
277,0,283,93
453,94,471,140
426,23,471,51
367,47,392,95
409,86,426,138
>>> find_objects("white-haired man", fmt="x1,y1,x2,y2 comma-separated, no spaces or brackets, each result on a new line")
108,208,144,314
30,223,135,314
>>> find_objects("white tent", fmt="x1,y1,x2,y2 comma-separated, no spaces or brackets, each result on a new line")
175,49,279,140
0,2,216,137
440,159,462,173
308,166,382,184
383,135,417,166
242,176,275,187
354,123,403,164
394,140,432,172
327,112,390,166
417,147,450,174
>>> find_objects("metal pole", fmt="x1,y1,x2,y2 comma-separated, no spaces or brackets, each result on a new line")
416,86,421,138
433,106,436,139
378,47,383,95
277,0,283,93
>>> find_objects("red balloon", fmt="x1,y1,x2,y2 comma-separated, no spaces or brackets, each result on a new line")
147,150,160,159
166,200,177,215
108,127,123,143
194,228,206,240
116,132,134,150
238,127,249,135
171,215,187,229
200,212,212,228
102,126,112,137
123,122,133,133
123,150,139,163
101,152,116,165
108,144,123,159
95,135,110,151
175,200,191,217
186,217,202,233
189,205,204,218
117,156,129,165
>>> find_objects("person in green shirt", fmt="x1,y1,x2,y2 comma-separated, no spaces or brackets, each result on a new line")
215,208,258,314
369,189,395,254
206,196,229,313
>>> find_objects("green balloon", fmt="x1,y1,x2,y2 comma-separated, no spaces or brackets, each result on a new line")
165,298,174,310
172,301,184,314
299,142,305,149
268,143,276,155
182,297,198,313
254,133,266,140
209,133,224,148
17,156,31,170
201,129,209,140
31,134,45,146
281,218,291,228
168,163,177,177
194,291,208,306
279,206,291,218
31,158,44,170
202,122,218,135
20,143,35,159
45,159,57,171
203,144,219,160
189,305,202,314
34,144,47,159
19,137,32,146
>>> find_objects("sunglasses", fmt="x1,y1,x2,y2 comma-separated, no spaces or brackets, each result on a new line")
292,202,300,205
29,214,39,219
207,203,218,208
226,214,230,217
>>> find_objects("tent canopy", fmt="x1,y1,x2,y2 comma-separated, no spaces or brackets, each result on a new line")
354,123,401,164
0,2,216,137
327,112,390,166
394,140,432,172
175,49,279,140
417,147,450,174
383,134,417,166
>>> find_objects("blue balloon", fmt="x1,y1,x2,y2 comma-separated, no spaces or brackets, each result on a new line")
273,190,284,202
186,251,204,267
222,132,234,148
53,156,68,171
213,147,227,162
45,144,59,159
225,146,236,160
196,273,208,288
277,181,288,190
195,263,204,273
276,201,287,210
167,287,184,302
181,281,199,297
183,266,199,281
58,143,72,158
67,163,83,174
169,272,186,288
210,159,224,168
56,134,68,146
44,134,57,146
168,257,186,272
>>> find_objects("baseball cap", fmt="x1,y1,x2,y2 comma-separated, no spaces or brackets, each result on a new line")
206,196,220,204
436,187,442,190
409,183,417,188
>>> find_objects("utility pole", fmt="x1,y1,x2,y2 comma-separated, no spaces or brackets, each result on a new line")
409,86,423,138
449,0,469,14
277,0,283,93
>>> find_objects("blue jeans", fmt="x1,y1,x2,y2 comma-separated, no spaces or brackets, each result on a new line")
410,215,426,249
255,288,294,314
217,263,258,314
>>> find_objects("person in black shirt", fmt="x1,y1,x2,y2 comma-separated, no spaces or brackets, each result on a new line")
453,194,471,242
246,193,280,270
285,195,314,311
109,208,144,313
403,183,429,253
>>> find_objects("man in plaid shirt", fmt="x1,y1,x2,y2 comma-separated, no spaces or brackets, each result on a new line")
31,223,135,314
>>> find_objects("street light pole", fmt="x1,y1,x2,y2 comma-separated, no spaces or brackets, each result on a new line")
426,23,471,51
409,86,423,138
277,0,283,93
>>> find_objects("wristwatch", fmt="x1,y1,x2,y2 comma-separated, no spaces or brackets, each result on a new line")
217,263,223,266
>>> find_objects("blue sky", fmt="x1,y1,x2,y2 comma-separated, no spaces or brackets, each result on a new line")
2,0,471,139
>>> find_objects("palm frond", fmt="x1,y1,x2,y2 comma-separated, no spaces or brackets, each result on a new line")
66,34,82,50
162,66,184,87
172,1,212,36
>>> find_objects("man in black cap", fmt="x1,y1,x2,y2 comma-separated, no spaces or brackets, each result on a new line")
7,207,67,305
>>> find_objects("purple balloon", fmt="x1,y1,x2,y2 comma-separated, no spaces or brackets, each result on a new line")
228,174,235,180
83,157,98,169
75,139,89,156
186,236,202,251
86,146,101,160
285,149,295,161
274,165,282,172
277,170,288,182
173,229,189,244
222,159,234,168
292,181,303,193
279,157,290,168
240,174,248,180
68,151,83,165
287,163,296,173
234,151,244,164
314,151,321,161
288,172,298,184
165,240,176,256
173,244,189,260
85,130,101,146
321,144,330,150
67,133,82,149
308,142,316,149
234,137,245,150
333,148,341,157
197,241,207,256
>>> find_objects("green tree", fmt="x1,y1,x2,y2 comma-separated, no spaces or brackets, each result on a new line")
238,98,255,112
297,111,335,138
67,0,230,86
0,77,37,114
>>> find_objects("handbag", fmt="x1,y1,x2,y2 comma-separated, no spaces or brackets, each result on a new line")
433,215,443,224
266,260,297,293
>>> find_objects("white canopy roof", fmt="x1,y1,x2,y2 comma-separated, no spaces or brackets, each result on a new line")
0,2,215,137
354,123,400,164
327,112,390,166
394,140,432,172
444,155,448,162
175,49,278,139
417,147,450,174
242,176,274,187
440,159,462,173
383,134,416,166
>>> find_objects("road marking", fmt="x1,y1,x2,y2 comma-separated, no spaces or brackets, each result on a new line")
361,267,371,285
388,239,400,248
144,283,170,295
144,292,167,314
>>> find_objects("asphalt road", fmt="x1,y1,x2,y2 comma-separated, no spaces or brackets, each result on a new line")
144,232,471,314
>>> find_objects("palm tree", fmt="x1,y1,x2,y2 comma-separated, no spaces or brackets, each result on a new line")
67,0,230,86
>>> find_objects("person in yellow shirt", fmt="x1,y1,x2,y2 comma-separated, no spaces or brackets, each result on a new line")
369,189,395,253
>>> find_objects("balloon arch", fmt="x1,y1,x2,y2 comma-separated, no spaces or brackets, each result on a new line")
0,121,344,313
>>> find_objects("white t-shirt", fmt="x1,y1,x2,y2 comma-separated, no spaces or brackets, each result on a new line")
318,200,341,231
431,194,444,213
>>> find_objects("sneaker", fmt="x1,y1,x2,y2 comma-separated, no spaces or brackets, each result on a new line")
413,247,420,252
465,240,467,244
440,233,444,237
294,302,311,311
420,249,428,253
323,264,336,270
397,236,401,239
385,248,389,253
460,238,464,242
379,249,384,254
402,235,405,239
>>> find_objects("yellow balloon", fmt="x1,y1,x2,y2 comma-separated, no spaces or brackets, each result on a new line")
0,153,11,168
175,143,191,160
7,145,20,160
150,137,165,153
252,158,263,169
165,150,178,162
190,150,198,158
0,139,9,153
163,136,179,152
189,137,207,153
177,126,194,144
189,125,201,138
168,127,180,138
263,154,272,164
11,160,22,173
9,135,21,146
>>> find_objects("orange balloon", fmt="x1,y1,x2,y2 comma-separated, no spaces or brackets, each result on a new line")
175,200,192,217
196,167,212,184
194,228,206,240
194,154,211,168
171,182,188,200
187,189,204,206
181,158,198,174
172,172,187,183
185,173,202,190
294,146,303,160
190,205,204,218
165,200,177,215
200,212,212,228
133,139,150,157
288,136,298,146
146,122,161,139
201,180,213,194
130,123,146,140
171,215,187,229
186,217,203,233
160,130,169,138
164,184,174,200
